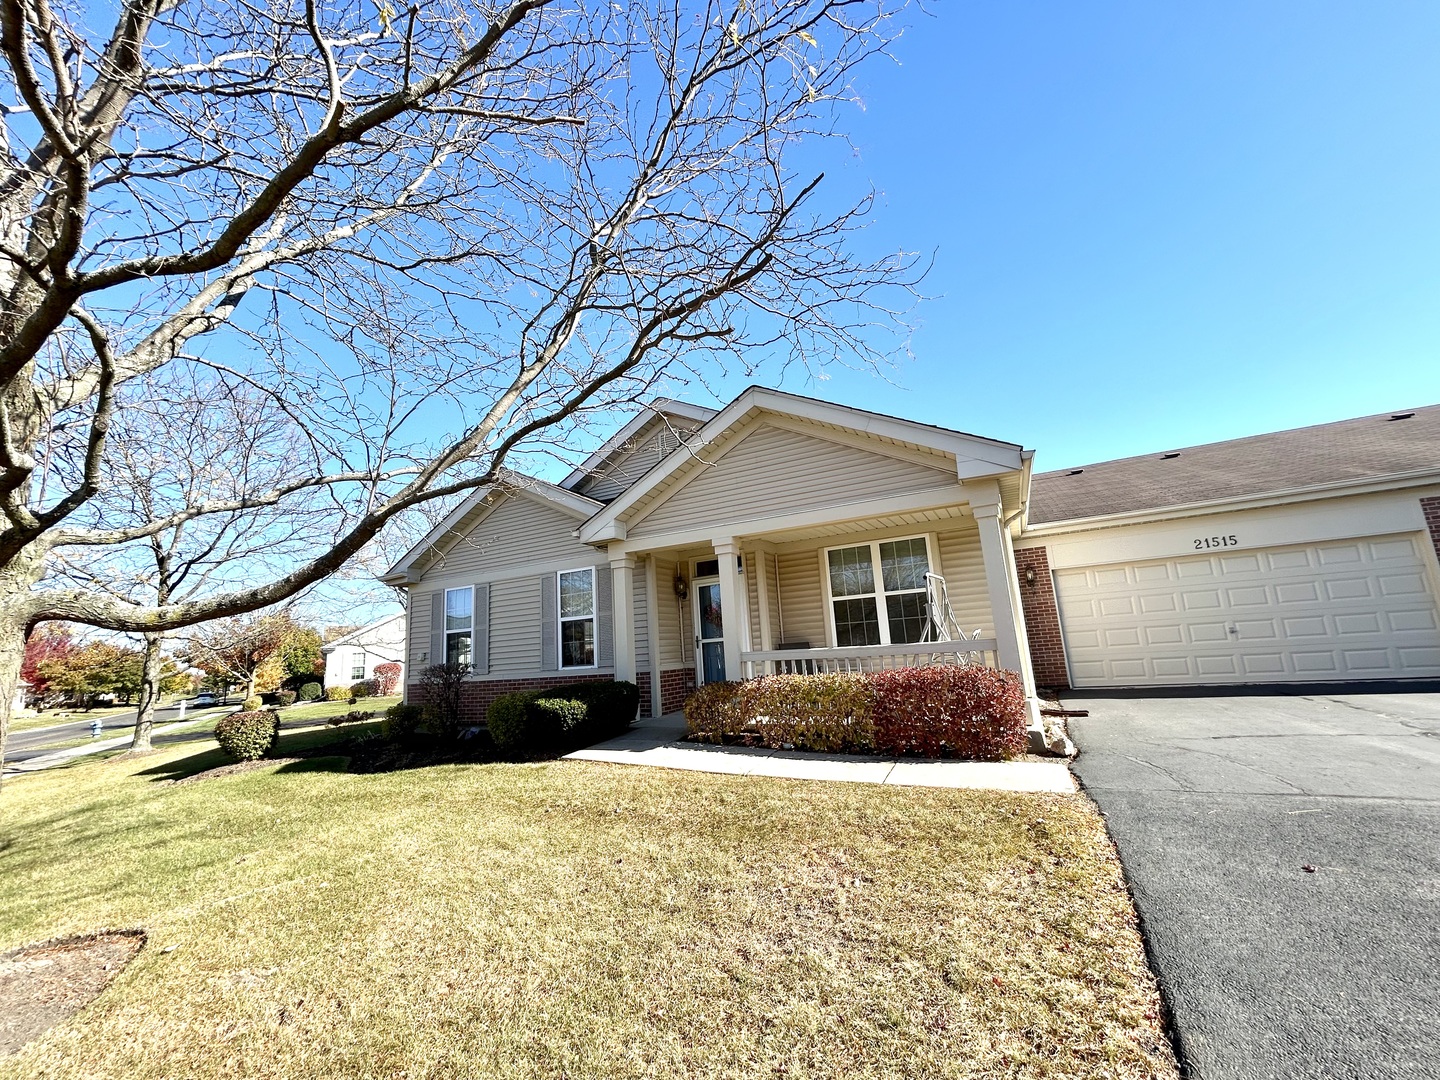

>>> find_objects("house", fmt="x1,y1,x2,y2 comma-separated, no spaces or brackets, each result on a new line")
381,389,1440,743
320,612,407,692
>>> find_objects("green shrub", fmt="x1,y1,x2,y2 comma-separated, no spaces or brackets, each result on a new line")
350,680,376,699
380,703,424,741
325,685,350,701
486,680,638,759
214,709,280,762
870,666,1027,760
298,682,322,702
241,695,263,712
274,690,297,707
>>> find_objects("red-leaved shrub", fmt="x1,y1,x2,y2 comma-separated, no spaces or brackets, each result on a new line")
870,665,1027,760
372,663,402,696
684,664,1028,761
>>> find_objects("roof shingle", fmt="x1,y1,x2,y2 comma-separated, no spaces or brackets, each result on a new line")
1028,404,1440,525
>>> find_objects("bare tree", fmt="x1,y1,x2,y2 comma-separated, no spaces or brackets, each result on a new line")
0,0,917,766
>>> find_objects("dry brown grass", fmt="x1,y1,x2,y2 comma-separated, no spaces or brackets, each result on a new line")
0,733,1176,1078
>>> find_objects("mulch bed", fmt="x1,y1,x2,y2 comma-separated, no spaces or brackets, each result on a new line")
0,930,146,1057
170,757,303,785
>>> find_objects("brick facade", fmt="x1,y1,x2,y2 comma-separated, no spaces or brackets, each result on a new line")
1014,546,1070,690
406,673,614,727
635,671,652,719
1423,496,1440,565
659,667,696,715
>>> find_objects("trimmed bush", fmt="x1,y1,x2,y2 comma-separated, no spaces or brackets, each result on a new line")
328,709,374,726
486,680,639,759
325,685,350,701
214,709,280,762
380,703,423,741
683,665,1028,761
274,690,297,707
298,682,322,702
870,665,1028,760
372,663,402,696
241,695,263,712
350,679,377,699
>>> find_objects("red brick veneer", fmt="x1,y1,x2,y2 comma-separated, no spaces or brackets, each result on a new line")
659,667,695,715
1014,547,1070,690
405,673,613,727
1423,497,1440,565
635,671,653,719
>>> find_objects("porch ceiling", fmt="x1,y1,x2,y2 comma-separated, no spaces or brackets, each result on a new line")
746,505,975,546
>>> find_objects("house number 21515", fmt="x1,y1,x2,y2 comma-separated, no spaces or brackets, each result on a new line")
1194,534,1239,550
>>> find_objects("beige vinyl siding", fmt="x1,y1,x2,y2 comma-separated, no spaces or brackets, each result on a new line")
406,590,432,669
652,554,692,670
489,576,543,676
628,422,958,539
746,551,761,648
634,564,650,668
937,526,995,635
575,416,704,503
420,494,595,581
775,548,826,647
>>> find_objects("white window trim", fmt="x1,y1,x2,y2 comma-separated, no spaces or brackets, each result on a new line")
444,586,474,667
557,567,597,670
821,533,934,648
350,651,366,681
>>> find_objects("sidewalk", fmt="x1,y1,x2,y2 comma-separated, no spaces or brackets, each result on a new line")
2,719,198,777
565,713,1076,793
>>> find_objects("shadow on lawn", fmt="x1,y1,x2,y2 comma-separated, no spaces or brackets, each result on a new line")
136,721,503,782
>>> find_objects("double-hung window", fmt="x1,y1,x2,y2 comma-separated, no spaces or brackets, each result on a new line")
350,654,366,681
826,536,932,647
444,587,473,667
558,568,596,668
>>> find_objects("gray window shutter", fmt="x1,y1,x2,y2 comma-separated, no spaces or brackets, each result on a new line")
595,565,614,669
540,574,558,671
429,590,445,667
472,583,490,675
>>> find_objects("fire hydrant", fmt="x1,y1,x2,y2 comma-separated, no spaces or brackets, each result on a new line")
90,717,103,739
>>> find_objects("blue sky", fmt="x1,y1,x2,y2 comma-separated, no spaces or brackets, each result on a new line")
689,1,1440,471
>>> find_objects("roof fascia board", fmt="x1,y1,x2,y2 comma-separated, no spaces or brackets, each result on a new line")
580,387,1022,544
559,401,717,489
1021,468,1440,538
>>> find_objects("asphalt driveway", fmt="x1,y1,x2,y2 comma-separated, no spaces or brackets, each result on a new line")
1068,691,1440,1080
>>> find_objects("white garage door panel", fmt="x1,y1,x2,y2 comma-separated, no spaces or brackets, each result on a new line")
1055,534,1440,687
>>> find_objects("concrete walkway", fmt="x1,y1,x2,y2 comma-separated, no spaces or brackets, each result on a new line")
565,712,1075,793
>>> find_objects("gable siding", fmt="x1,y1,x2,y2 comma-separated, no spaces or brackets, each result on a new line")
575,416,705,503
418,494,595,582
629,423,958,539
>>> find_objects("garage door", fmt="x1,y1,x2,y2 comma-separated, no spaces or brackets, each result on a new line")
1054,534,1440,687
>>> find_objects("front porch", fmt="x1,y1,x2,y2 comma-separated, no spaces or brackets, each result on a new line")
602,481,1041,730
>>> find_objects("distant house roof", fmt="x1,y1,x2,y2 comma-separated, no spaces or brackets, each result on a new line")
321,611,406,652
1028,404,1440,525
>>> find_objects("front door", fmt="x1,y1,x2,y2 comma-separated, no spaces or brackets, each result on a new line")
693,575,726,684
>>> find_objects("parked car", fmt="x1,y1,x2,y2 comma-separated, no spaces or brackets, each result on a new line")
193,691,218,706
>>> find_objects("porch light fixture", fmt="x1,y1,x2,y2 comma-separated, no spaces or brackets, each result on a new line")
1024,568,1036,587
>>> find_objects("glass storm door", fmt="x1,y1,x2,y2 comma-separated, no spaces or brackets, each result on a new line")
694,578,725,684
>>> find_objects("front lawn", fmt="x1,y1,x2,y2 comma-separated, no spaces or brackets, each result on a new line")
0,732,1176,1078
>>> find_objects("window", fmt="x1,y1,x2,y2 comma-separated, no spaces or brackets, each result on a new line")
558,568,595,668
444,587,473,667
825,536,932,647
350,654,365,681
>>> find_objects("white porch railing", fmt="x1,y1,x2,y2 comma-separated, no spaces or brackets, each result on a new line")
739,639,1000,680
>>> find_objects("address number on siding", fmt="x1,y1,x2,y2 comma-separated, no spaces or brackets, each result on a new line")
1194,535,1239,550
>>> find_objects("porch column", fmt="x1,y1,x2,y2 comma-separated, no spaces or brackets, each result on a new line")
712,538,745,680
967,484,1030,682
609,552,636,683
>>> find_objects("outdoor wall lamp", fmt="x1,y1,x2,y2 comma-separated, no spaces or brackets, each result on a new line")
1024,568,1036,587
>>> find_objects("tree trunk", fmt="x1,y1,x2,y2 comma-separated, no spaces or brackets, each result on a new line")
131,633,165,753
0,545,48,778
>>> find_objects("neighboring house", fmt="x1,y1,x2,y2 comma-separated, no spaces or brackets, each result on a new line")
382,390,1440,742
321,612,407,691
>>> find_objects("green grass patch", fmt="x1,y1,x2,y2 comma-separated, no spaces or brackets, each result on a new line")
0,738,1176,1079
277,695,401,726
